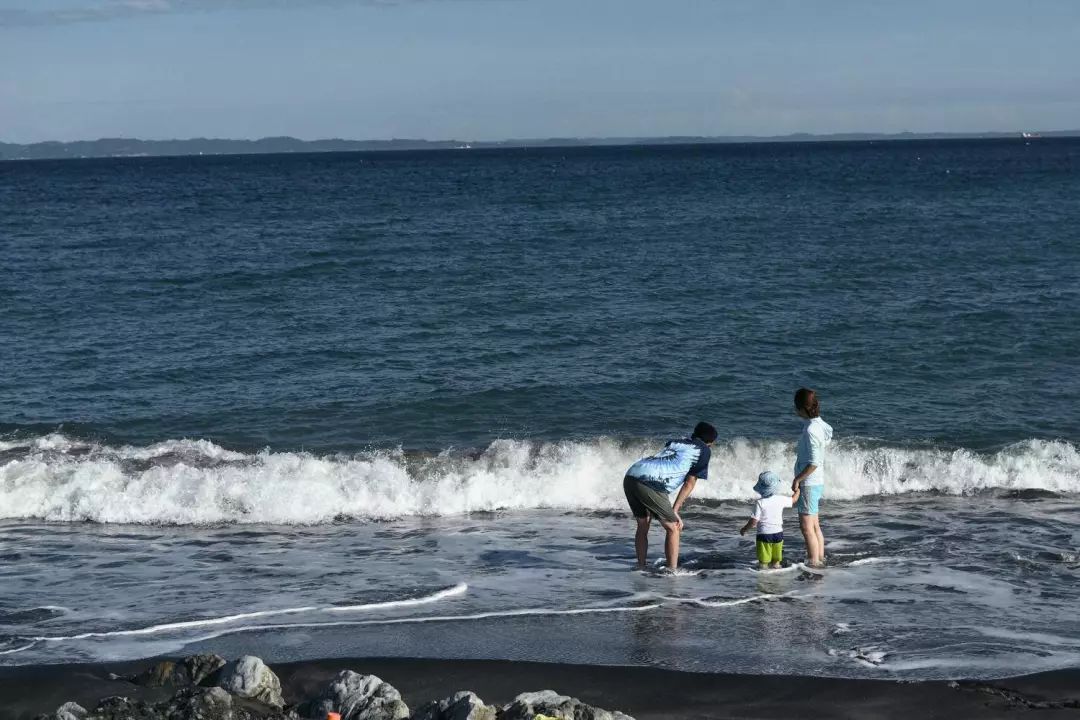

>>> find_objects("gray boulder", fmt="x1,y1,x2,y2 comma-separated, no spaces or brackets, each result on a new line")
34,702,87,720
170,687,235,719
80,697,148,720
412,691,496,720
217,656,284,709
499,690,634,720
300,671,409,720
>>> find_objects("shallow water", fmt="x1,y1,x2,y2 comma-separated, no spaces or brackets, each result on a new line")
3,494,1079,679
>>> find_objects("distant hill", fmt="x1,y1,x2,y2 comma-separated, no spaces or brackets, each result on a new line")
2,131,1078,161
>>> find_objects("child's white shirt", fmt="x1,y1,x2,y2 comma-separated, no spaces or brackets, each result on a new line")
752,494,795,535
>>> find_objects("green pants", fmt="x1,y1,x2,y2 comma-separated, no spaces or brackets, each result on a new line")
756,538,783,565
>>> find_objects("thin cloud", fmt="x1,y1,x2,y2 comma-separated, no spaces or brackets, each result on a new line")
0,0,423,27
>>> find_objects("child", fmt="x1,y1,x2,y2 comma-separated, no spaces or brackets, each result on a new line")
740,471,800,569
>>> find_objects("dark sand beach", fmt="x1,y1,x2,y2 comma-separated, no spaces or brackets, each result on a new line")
3,657,1080,720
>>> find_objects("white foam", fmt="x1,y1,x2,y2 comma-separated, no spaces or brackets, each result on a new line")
1,434,1077,524
31,584,467,643
846,557,901,567
180,603,663,647
829,646,888,667
751,564,801,574
665,591,797,607
0,642,36,656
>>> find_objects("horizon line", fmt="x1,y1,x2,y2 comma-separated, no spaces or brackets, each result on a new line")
5,128,1080,146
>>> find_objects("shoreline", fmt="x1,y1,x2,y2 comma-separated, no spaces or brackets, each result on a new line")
3,656,1080,720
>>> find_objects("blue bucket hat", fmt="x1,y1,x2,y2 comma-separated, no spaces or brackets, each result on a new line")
753,470,781,498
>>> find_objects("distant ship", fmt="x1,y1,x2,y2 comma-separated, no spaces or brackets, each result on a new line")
1021,132,1041,139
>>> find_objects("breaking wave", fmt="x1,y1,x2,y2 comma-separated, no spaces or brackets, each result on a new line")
1,433,1078,524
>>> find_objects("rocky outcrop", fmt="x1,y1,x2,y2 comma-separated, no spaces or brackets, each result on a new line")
38,686,294,720
299,671,409,720
412,691,496,720
217,656,284,709
36,655,636,720
499,690,635,720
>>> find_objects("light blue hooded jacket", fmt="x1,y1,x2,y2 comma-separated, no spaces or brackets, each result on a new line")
795,417,834,487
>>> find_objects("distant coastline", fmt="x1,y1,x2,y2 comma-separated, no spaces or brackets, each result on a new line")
2,130,1077,161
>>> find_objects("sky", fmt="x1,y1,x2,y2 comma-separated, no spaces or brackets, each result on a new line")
1,0,1078,143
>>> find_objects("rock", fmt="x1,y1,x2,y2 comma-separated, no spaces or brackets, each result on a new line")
217,656,284,709
84,696,155,720
77,686,295,720
131,660,183,688
129,654,227,688
168,686,235,720
299,671,409,720
499,690,635,720
34,702,88,720
412,691,496,720
185,653,230,685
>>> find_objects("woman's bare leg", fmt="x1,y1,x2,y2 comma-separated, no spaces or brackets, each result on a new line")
814,517,826,565
799,514,822,566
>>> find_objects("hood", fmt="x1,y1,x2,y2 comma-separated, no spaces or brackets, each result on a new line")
811,417,834,445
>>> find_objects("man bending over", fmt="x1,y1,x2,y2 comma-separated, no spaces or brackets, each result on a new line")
623,421,717,571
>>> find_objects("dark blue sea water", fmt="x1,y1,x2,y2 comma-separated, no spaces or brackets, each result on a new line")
4,139,1079,452
2,139,1079,677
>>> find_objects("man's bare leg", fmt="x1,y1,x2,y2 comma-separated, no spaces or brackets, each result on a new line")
634,516,651,569
660,519,681,570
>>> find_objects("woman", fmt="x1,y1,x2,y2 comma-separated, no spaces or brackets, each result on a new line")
791,388,833,567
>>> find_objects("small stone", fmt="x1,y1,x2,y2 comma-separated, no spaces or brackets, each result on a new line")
131,660,182,688
217,655,284,709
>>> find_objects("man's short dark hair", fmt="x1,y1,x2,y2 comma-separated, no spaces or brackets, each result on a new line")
692,421,718,444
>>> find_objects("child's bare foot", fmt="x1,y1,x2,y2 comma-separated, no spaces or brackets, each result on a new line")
770,562,781,569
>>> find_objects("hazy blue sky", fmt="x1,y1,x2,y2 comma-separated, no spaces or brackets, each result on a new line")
2,0,1078,142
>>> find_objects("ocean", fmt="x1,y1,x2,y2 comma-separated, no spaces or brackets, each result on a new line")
1,139,1079,679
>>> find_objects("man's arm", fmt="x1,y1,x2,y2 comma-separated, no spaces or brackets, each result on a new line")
791,484,802,504
740,517,758,536
792,464,816,493
672,475,698,528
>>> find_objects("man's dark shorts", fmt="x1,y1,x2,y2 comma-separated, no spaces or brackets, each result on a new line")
623,475,678,524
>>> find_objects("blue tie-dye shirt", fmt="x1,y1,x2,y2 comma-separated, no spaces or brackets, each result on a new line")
626,437,711,494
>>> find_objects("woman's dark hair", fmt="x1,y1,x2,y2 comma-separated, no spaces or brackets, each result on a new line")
794,388,820,418
692,421,718,444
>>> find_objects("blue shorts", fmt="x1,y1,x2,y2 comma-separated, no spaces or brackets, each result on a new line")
796,484,824,515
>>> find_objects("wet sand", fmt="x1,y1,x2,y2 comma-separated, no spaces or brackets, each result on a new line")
2,657,1079,719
